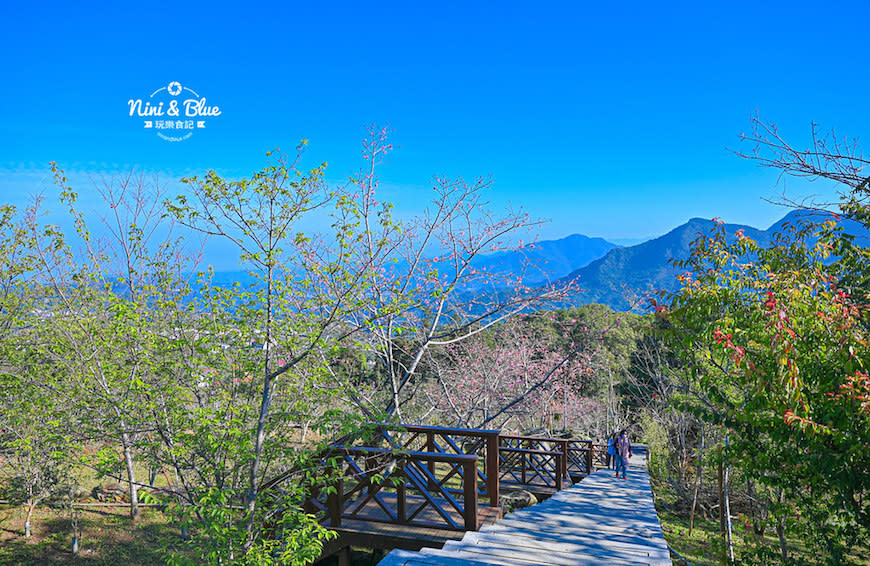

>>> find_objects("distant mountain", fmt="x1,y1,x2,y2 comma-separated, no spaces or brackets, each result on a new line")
561,210,870,312
203,233,619,293
197,210,870,314
471,234,619,285
207,270,260,289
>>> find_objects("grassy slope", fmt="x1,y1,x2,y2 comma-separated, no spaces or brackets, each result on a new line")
651,477,870,566
0,505,176,566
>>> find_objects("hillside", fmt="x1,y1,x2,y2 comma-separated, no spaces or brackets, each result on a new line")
205,233,620,292
470,233,619,285
562,209,870,311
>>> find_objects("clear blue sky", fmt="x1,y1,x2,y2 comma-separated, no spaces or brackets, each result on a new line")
2,1,868,262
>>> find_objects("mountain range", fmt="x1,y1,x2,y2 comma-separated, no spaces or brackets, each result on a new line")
203,210,870,313
557,209,870,311
469,234,619,286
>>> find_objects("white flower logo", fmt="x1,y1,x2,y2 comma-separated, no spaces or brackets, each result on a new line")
167,81,182,96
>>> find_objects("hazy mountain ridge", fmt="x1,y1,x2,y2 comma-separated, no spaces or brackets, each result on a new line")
468,233,620,286
200,210,870,314
562,209,870,311
204,233,621,291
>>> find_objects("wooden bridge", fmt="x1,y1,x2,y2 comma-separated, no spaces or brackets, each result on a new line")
378,445,671,565
265,424,670,565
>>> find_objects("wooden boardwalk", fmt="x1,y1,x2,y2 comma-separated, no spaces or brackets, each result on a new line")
377,446,672,565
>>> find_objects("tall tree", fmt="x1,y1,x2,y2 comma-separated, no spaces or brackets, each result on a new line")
659,117,870,563
167,143,366,559
335,126,576,421
423,315,601,431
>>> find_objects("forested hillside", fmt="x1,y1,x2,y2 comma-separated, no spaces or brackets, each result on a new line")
562,209,870,311
1,121,868,566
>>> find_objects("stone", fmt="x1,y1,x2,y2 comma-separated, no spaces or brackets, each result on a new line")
92,483,128,502
499,489,538,512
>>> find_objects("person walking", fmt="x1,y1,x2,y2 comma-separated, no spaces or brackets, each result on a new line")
605,433,616,469
615,430,632,479
612,432,623,477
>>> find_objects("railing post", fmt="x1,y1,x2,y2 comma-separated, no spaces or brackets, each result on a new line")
555,453,563,490
585,440,594,474
486,434,499,507
397,456,406,524
303,484,317,515
426,432,437,491
327,476,343,527
521,450,527,485
559,439,568,483
463,458,478,530
365,454,374,495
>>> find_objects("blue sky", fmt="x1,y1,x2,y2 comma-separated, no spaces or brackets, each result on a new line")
1,1,868,265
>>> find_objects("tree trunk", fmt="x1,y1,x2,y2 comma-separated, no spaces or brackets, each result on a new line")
121,432,141,520
70,506,80,555
25,499,35,537
776,489,789,562
244,262,274,552
723,462,734,563
689,425,704,536
718,458,726,565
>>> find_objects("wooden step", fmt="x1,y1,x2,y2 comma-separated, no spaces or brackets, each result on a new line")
462,530,671,563
379,447,672,566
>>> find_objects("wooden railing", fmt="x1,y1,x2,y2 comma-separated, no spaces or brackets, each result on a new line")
364,423,501,507
499,443,566,490
500,434,597,487
269,424,608,535
591,442,608,468
563,438,595,477
304,445,479,531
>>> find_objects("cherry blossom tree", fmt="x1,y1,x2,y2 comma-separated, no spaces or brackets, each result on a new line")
411,314,603,432
330,127,579,421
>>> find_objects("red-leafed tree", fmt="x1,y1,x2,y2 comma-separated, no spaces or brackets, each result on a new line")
660,116,870,564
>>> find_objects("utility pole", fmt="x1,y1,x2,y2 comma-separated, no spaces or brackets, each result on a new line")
724,438,734,563
607,370,613,434
562,361,571,432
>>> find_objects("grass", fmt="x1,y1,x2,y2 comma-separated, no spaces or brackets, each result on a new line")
651,478,870,566
0,453,464,565
656,506,722,566
0,503,177,566
0,454,187,565
652,479,815,566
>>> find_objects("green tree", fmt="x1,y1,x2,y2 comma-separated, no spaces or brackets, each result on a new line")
661,118,870,562
0,200,76,538
166,144,358,561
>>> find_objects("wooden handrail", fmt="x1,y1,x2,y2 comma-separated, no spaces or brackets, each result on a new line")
498,447,562,456
321,444,480,531
263,423,611,537
498,446,564,490
393,423,501,437
369,424,501,507
330,445,479,464
500,435,597,474
500,433,593,442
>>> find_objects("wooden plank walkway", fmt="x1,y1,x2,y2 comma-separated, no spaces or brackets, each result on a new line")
377,446,672,565
321,494,502,556
337,492,502,531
